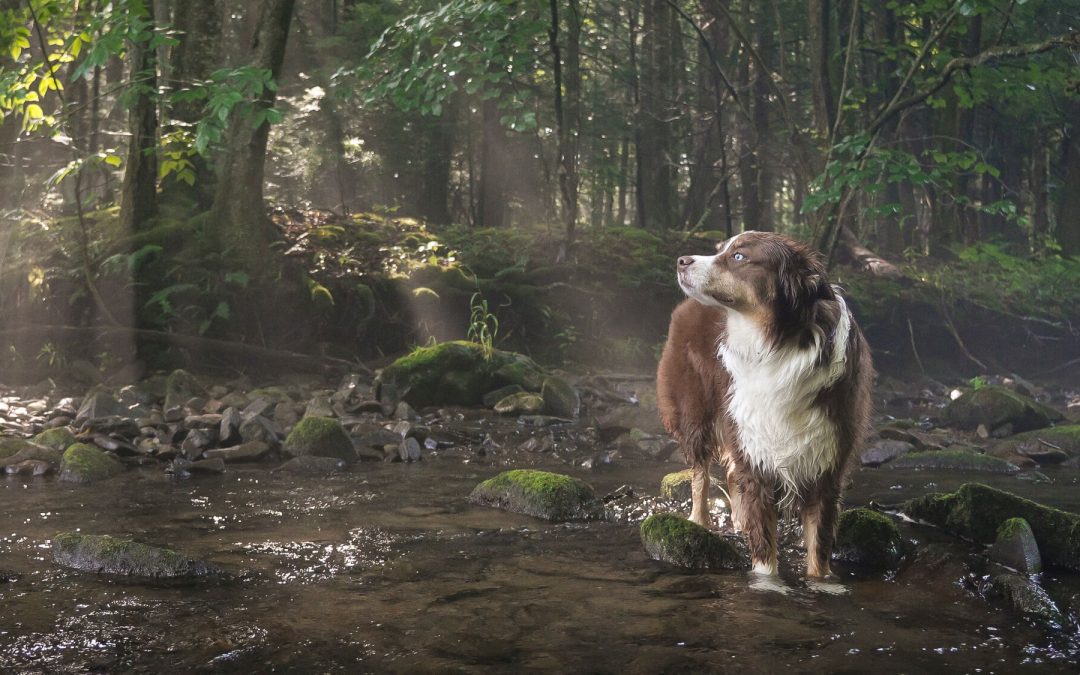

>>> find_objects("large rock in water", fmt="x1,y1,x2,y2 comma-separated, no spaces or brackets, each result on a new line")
377,341,548,408
887,449,1020,474
52,533,220,578
58,443,123,484
941,385,1062,434
468,469,605,521
282,416,354,463
990,425,1080,464
640,513,747,570
905,483,1080,572
832,508,906,569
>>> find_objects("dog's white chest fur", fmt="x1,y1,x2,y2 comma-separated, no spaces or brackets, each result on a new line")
718,297,851,496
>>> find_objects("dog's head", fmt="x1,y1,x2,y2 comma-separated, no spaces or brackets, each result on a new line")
676,231,832,321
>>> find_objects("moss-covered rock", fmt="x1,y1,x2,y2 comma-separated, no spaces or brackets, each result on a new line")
282,416,354,463
989,518,1042,574
832,508,906,569
659,469,719,502
986,572,1063,625
378,341,548,408
541,376,580,419
905,483,1080,572
52,533,221,578
164,369,206,411
0,437,28,460
468,469,605,521
31,427,76,452
58,443,123,484
493,392,545,415
887,449,1020,473
0,441,63,468
991,425,1080,463
941,385,1062,433
639,513,748,570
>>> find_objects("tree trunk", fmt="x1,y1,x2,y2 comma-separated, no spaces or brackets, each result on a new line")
549,0,582,254
1031,134,1049,249
808,0,835,137
1057,102,1080,256
479,96,507,228
118,0,159,233
209,0,296,277
636,0,676,230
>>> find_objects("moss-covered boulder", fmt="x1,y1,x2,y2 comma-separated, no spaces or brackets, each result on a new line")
282,416,354,463
541,376,580,419
0,441,63,468
31,427,76,452
991,425,1080,463
832,508,906,569
468,469,605,521
164,369,207,411
905,483,1080,572
640,513,748,570
986,572,1062,625
52,533,221,578
989,518,1042,574
493,392,545,415
0,437,29,460
58,443,123,484
887,449,1020,474
377,341,548,408
659,469,719,502
941,385,1062,434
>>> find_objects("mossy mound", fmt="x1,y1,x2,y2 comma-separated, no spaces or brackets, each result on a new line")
905,483,1080,572
378,341,548,408
832,508,906,569
31,427,76,452
164,369,206,411
887,449,1020,474
658,469,719,502
58,443,123,484
639,513,748,570
941,385,1062,433
468,469,605,521
282,416,355,463
52,533,221,578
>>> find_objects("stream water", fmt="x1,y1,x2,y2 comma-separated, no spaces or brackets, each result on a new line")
2,434,1079,673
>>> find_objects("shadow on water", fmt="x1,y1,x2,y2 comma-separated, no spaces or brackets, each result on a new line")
2,449,1080,673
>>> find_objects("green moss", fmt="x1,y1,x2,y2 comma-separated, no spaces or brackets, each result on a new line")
997,517,1031,539
905,483,1080,572
942,385,1062,433
639,513,747,570
282,416,354,463
0,437,27,460
999,425,1080,455
887,449,1020,473
469,469,604,521
833,508,905,568
52,533,220,578
58,443,123,484
31,427,75,452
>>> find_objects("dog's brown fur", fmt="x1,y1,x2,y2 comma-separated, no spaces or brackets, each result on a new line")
657,232,873,577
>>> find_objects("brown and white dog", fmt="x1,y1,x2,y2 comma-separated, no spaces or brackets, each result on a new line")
657,231,873,577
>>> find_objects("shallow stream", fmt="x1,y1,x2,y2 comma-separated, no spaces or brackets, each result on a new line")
2,438,1079,673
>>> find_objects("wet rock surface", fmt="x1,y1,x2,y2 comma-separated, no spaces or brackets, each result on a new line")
942,385,1062,434
58,443,123,484
988,517,1042,574
52,533,221,578
888,449,1021,473
469,469,605,521
640,513,748,570
282,417,355,463
832,508,906,569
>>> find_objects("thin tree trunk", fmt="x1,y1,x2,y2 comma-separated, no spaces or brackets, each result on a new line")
479,95,507,228
118,0,159,233
1056,102,1080,256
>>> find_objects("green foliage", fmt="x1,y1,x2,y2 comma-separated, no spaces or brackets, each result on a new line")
467,289,499,360
171,66,283,156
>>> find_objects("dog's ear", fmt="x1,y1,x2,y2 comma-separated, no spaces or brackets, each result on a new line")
778,249,825,310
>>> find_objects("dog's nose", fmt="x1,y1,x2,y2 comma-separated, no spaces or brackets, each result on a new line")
677,256,694,268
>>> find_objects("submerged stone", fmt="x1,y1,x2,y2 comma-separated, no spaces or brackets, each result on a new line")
941,385,1062,434
469,469,605,521
887,449,1020,474
273,455,347,475
377,341,548,408
52,533,221,578
282,416,354,463
989,517,1042,574
58,443,123,484
905,483,1080,572
986,571,1062,625
639,513,747,570
832,508,906,569
30,427,76,452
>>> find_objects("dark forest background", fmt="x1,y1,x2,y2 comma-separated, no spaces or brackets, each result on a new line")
1,0,1078,382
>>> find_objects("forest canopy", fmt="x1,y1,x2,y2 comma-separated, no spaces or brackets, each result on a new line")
0,0,1078,376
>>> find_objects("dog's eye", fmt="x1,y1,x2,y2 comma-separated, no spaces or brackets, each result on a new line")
733,252,746,261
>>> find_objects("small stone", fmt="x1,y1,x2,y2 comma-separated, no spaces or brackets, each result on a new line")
219,407,242,445
399,437,422,462
541,376,581,418
58,443,124,484
204,441,271,463
163,407,185,423
282,416,355,463
520,434,555,453
304,396,335,419
640,513,748,570
517,415,572,428
164,369,206,412
391,420,414,438
393,401,419,421
181,429,213,460
242,397,272,420
273,456,347,476
988,518,1042,574
494,392,545,415
187,457,226,474
239,415,279,446
659,469,715,502
832,508,906,569
860,439,914,467
482,384,524,408
75,389,123,425
469,469,605,521
355,428,403,449
5,459,51,476
184,414,223,429
273,401,300,428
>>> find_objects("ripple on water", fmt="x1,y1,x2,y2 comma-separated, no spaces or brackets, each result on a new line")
235,526,399,584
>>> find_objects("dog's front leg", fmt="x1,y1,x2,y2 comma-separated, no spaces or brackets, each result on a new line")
738,470,778,574
689,459,713,529
801,483,841,578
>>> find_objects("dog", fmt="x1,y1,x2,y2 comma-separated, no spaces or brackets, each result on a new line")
657,231,873,577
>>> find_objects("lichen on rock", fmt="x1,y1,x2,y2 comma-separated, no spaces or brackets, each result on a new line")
639,513,747,570
905,482,1080,572
52,533,221,578
58,443,123,484
282,416,355,463
468,469,605,521
832,508,906,569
